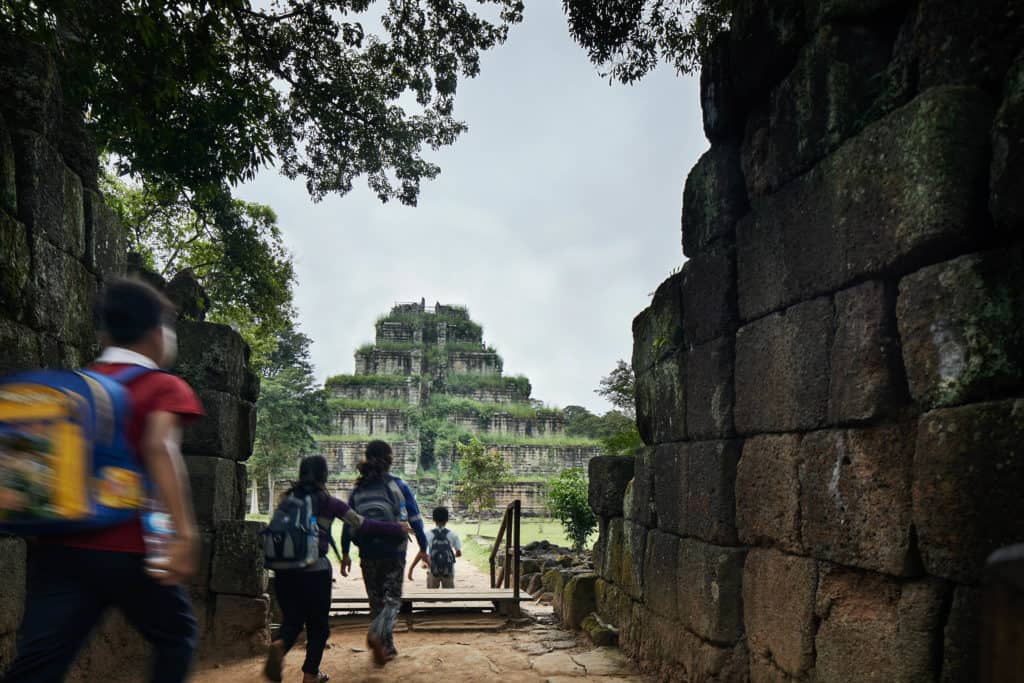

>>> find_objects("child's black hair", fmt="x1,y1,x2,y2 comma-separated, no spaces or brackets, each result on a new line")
432,506,449,524
100,278,172,345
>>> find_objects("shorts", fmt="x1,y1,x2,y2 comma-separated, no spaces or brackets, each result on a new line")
426,573,455,589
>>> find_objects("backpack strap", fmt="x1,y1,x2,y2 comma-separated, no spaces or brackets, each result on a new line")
107,365,164,384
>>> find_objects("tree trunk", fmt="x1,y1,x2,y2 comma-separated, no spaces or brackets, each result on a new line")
249,480,260,516
267,471,275,509
477,507,482,536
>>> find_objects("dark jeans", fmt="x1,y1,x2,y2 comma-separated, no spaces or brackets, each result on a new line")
2,544,197,683
274,566,332,675
360,557,404,654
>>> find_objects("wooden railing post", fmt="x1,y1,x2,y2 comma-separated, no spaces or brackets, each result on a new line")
513,499,521,599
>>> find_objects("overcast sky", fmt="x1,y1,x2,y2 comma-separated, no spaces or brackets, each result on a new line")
235,3,707,414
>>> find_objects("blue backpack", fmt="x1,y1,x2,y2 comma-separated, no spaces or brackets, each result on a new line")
0,366,154,534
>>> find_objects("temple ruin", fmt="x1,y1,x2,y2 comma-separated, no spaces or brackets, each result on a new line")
313,299,604,514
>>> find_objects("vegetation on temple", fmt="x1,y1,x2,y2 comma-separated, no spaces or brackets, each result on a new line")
445,373,531,398
325,374,414,389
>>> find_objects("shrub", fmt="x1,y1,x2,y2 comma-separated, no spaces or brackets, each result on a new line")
547,469,597,552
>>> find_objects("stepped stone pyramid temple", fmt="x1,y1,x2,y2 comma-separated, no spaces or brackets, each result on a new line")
314,299,604,513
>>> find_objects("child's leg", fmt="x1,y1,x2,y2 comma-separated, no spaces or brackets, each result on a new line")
300,569,333,676
3,545,107,683
441,575,455,589
109,553,198,683
426,573,440,589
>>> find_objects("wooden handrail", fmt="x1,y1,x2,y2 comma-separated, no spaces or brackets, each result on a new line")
488,500,521,598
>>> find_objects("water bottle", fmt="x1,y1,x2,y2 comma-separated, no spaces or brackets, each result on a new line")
399,501,408,523
142,498,174,571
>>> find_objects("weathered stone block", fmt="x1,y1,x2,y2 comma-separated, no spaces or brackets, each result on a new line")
185,455,241,528
681,144,748,257
174,320,250,396
68,611,149,683
700,32,743,143
594,578,632,631
741,23,895,197
0,211,31,320
0,318,41,373
211,521,268,597
743,549,817,677
799,425,917,576
736,434,803,553
0,537,26,633
0,114,15,215
685,337,735,439
658,440,740,544
28,235,96,350
83,189,126,280
187,531,215,603
560,573,597,629
735,297,833,433
183,389,256,461
682,440,740,545
814,567,947,682
632,272,684,375
234,462,247,520
913,399,1024,582
636,353,685,445
728,0,808,107
737,86,995,321
942,585,981,683
0,37,63,137
829,280,906,423
599,517,646,600
897,248,1024,409
627,447,656,528
652,444,683,535
643,530,679,618
908,0,1023,92
681,247,737,350
630,604,749,682
12,132,85,257
676,539,745,644
992,53,1024,232
210,594,270,656
588,455,634,518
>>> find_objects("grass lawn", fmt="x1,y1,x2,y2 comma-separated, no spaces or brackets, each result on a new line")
246,512,592,574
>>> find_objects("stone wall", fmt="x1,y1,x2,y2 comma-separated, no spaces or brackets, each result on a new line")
438,443,601,478
354,348,422,375
318,439,420,478
329,380,422,405
448,351,502,375
0,37,268,679
448,411,565,437
330,408,410,436
444,384,527,404
590,2,1024,682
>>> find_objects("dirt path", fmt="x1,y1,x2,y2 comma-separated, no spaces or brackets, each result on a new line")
192,608,650,683
330,536,494,598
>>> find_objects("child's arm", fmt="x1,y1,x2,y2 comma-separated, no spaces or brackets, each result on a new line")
141,411,198,585
407,555,421,581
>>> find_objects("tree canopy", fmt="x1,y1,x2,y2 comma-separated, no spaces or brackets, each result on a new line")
249,323,327,508
546,468,597,551
454,438,511,533
5,0,524,205
562,0,730,83
101,171,296,367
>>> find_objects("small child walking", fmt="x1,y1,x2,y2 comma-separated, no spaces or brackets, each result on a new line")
408,507,462,588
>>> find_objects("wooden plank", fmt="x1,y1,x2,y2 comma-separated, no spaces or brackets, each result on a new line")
331,591,528,604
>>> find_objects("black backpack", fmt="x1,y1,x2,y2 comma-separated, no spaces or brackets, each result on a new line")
351,477,407,553
429,528,456,578
261,493,319,570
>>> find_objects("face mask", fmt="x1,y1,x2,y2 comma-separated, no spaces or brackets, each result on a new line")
160,325,178,368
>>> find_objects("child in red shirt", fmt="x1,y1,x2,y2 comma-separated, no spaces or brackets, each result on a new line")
3,278,204,683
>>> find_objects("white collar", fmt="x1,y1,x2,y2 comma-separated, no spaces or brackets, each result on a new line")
95,347,160,369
